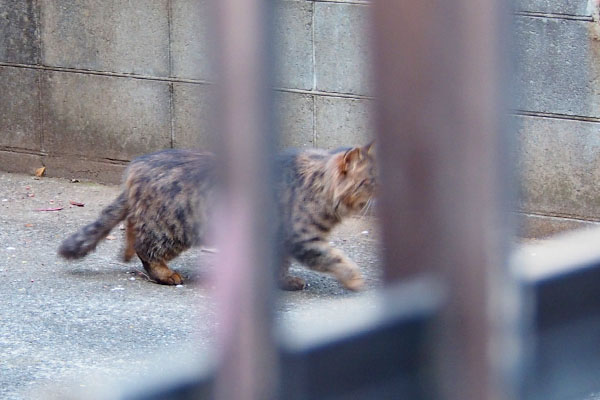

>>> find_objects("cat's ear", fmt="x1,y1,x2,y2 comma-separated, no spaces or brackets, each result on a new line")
340,147,362,173
364,140,375,156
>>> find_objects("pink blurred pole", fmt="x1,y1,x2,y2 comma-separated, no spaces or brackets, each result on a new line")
211,0,278,399
371,1,517,400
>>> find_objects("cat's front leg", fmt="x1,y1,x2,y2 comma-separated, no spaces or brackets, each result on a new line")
291,241,364,291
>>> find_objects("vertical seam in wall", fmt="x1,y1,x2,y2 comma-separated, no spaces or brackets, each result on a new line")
169,82,175,149
167,0,175,148
36,0,43,67
311,1,317,91
36,0,45,155
311,1,317,147
38,71,44,157
167,0,173,77
312,95,317,147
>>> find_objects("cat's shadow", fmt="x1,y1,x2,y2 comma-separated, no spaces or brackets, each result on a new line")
64,264,209,286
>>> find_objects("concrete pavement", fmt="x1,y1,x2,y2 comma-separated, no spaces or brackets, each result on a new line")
0,171,381,399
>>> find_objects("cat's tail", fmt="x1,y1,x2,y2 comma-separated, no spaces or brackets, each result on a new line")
58,192,128,259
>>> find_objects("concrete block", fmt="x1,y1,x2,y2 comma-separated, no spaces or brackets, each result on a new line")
518,212,600,239
515,16,600,118
42,71,171,161
274,1,313,90
516,115,600,220
170,0,213,81
172,82,215,150
315,96,372,149
171,0,315,86
314,2,372,96
41,0,169,76
274,90,314,149
0,150,43,176
0,0,40,64
174,87,314,151
514,0,590,16
0,66,41,151
42,156,126,184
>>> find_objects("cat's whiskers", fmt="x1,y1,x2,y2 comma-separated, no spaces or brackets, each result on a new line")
358,197,373,219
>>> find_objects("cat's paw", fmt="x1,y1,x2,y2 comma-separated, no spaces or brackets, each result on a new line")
279,275,306,291
156,271,183,285
343,275,365,291
334,264,365,291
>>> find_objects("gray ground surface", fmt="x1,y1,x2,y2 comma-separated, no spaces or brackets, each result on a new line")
0,171,381,399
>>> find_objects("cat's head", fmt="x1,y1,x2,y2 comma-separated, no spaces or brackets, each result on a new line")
330,141,377,216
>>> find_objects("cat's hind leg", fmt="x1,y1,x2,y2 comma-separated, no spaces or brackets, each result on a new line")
139,257,183,285
123,219,136,262
291,241,364,291
278,260,306,291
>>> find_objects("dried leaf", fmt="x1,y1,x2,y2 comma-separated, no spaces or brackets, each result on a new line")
24,223,34,228
35,167,46,177
106,235,116,240
69,200,85,207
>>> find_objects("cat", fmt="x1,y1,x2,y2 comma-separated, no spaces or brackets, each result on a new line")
58,142,376,290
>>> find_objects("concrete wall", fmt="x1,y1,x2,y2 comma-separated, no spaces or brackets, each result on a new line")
514,0,600,236
0,0,372,183
2,0,598,237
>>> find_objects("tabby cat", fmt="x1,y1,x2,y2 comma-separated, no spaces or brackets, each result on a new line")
58,143,376,290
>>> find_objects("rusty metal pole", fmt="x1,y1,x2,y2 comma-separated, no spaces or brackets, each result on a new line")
211,0,279,399
372,1,516,400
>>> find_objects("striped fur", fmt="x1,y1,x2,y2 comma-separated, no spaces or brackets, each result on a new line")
58,144,376,289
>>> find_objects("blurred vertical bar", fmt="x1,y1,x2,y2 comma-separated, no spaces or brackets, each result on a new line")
211,0,278,399
372,1,517,400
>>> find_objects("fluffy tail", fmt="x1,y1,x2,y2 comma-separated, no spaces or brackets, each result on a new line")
58,192,128,259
